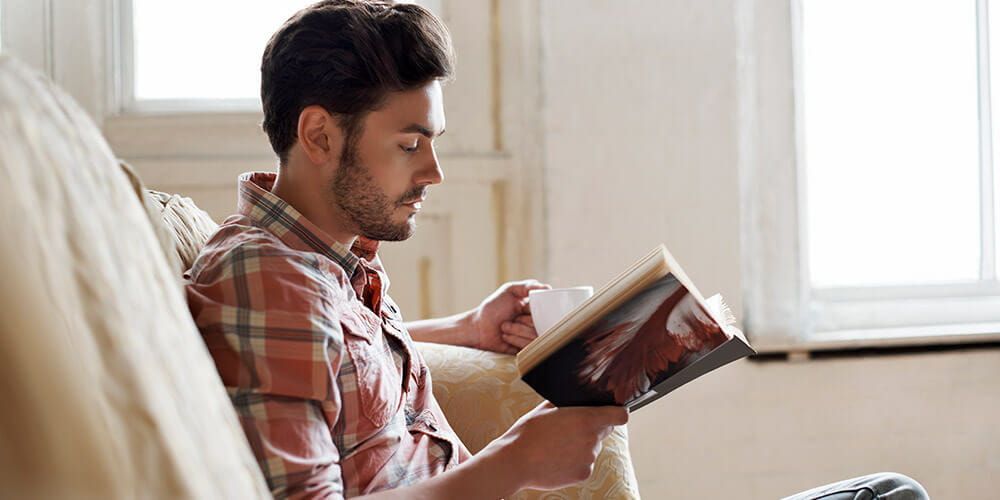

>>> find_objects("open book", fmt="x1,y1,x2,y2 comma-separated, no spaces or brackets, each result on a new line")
516,245,755,412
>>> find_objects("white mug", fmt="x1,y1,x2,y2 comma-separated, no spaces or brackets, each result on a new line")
528,286,594,336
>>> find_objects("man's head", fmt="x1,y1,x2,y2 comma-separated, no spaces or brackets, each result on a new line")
261,0,454,242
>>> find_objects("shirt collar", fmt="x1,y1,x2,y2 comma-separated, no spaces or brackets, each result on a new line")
236,172,381,275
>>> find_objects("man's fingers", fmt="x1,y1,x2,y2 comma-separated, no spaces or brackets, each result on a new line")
596,426,615,442
502,320,538,341
514,314,535,328
506,280,552,299
599,406,629,426
520,298,532,315
533,401,556,412
577,405,629,426
502,332,533,349
501,344,519,355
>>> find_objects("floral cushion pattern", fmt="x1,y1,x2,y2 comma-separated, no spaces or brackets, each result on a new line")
418,342,641,499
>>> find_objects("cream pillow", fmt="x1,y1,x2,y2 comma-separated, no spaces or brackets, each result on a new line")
120,165,220,275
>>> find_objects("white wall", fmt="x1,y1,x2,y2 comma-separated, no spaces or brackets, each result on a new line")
541,0,742,315
629,349,1000,499
539,0,1000,498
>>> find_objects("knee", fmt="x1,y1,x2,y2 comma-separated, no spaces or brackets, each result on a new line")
873,472,930,500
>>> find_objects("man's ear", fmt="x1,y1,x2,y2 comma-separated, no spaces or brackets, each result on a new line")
296,105,344,165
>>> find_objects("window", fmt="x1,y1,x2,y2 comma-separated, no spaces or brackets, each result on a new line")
744,0,1000,351
125,0,314,111
123,0,439,113
802,1,985,289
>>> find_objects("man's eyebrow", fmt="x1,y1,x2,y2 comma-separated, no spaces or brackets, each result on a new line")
400,123,445,138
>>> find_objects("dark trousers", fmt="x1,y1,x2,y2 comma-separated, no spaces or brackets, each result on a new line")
782,473,930,500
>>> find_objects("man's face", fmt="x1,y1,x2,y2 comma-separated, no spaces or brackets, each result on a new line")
329,81,446,241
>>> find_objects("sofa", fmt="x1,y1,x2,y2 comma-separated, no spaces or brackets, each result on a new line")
0,54,639,499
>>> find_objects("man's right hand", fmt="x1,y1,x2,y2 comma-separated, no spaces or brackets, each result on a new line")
358,402,629,499
486,402,629,492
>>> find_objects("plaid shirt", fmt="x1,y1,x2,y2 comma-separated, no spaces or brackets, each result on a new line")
186,172,471,499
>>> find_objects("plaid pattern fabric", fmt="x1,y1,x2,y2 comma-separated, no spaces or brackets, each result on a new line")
186,172,471,499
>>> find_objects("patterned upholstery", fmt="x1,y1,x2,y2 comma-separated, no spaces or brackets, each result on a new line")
419,343,641,500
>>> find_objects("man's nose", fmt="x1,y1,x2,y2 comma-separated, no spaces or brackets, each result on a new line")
419,147,444,185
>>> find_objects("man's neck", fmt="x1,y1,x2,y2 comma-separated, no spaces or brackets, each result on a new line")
270,167,358,248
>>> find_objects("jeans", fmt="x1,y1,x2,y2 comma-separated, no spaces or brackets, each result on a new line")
782,472,930,500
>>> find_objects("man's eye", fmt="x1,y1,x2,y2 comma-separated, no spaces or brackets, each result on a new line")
400,142,419,153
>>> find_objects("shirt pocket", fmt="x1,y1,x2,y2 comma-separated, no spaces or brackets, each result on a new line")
340,308,402,429
381,311,426,392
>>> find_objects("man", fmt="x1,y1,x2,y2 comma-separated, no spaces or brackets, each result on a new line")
186,2,625,497
186,1,929,498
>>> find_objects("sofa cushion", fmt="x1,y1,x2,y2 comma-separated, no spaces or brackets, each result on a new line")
419,342,641,499
118,161,187,274
148,190,219,272
0,55,269,498
139,184,220,274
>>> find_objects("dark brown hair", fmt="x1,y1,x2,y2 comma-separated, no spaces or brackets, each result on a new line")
261,0,455,164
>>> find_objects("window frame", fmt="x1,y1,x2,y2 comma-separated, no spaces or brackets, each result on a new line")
742,0,1000,353
116,0,443,114
116,0,295,114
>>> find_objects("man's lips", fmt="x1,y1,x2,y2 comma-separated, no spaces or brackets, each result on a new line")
401,195,426,205
401,197,425,210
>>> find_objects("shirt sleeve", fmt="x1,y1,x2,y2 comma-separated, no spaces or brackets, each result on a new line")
187,244,346,499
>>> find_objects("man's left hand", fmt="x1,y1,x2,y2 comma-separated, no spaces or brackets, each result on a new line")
468,280,551,355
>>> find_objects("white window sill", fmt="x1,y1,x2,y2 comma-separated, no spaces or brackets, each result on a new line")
750,321,1000,356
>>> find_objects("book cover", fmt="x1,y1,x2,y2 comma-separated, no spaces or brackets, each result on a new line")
518,246,755,411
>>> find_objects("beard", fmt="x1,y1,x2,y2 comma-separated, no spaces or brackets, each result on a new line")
330,142,424,242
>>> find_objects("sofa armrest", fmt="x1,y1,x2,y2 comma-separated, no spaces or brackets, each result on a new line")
416,342,641,499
